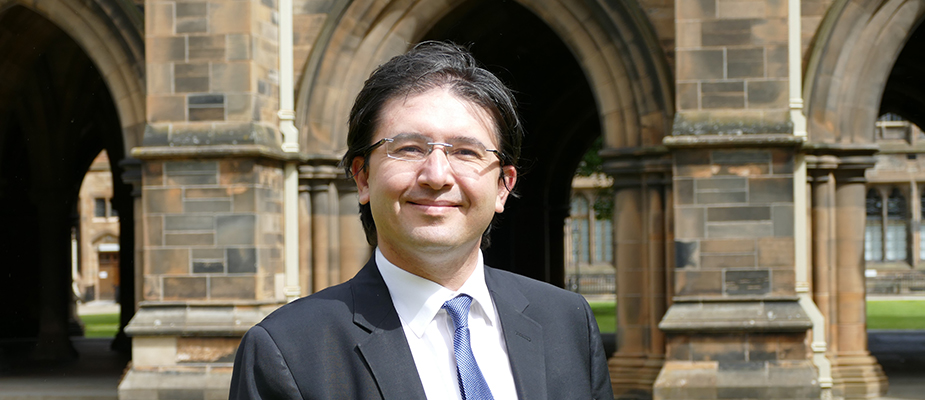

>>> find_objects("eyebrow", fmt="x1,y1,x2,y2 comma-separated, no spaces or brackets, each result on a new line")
391,132,490,148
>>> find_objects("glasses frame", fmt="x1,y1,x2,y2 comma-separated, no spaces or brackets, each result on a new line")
362,136,504,165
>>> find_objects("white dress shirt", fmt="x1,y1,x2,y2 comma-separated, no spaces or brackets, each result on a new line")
376,248,518,399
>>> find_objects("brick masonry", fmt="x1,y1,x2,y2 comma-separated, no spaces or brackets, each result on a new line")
145,0,279,127
674,0,792,134
673,147,795,299
142,158,284,302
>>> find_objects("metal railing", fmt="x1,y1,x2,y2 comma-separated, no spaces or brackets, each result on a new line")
866,271,925,294
566,274,615,295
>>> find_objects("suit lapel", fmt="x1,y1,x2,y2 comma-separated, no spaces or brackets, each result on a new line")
351,259,427,400
486,268,547,400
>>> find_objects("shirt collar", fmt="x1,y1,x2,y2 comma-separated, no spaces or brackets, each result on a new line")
376,248,497,338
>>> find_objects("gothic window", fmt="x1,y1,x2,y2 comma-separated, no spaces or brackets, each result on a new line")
885,188,908,261
94,198,107,218
594,217,612,263
921,192,925,260
570,196,590,265
867,187,912,263
865,189,883,261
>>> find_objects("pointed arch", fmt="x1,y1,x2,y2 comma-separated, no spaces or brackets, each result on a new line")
0,0,145,153
804,0,925,144
294,0,673,155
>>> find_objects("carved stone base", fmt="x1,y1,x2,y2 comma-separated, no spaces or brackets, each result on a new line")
653,360,820,400
119,366,233,399
830,354,888,399
609,354,664,399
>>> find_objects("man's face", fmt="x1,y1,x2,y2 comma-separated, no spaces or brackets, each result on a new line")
352,87,516,256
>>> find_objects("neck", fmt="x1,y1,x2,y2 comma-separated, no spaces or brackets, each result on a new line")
378,240,481,291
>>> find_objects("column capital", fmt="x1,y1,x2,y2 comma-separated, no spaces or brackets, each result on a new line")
804,142,878,173
600,145,671,186
118,157,143,197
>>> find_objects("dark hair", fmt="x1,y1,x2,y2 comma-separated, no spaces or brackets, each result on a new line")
340,41,523,248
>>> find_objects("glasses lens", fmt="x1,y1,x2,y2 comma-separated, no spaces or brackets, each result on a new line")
386,137,429,161
384,136,499,177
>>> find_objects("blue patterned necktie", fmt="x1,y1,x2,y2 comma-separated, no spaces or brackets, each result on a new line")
443,294,495,400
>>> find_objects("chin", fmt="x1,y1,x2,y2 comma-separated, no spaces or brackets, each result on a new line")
407,229,479,251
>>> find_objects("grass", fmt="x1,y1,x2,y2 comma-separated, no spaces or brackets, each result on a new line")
867,300,925,330
80,313,120,338
79,300,924,337
589,301,616,334
589,300,925,333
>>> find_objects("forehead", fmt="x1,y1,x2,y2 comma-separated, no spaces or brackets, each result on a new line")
374,88,501,147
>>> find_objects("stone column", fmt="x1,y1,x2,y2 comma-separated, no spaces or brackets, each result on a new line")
31,191,78,360
830,170,888,399
604,152,671,400
112,157,143,353
337,180,370,282
298,180,313,296
609,181,670,399
120,0,291,397
310,177,333,291
655,141,818,400
299,161,355,292
810,169,838,354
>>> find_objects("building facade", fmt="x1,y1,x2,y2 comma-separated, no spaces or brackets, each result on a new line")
76,151,122,303
3,0,925,398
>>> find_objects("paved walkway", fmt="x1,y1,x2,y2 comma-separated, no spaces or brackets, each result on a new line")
0,301,922,399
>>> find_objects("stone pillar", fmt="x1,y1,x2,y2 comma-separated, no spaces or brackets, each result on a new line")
299,160,368,293
337,180,370,282
32,192,78,360
298,180,313,296
810,169,837,355
829,170,888,399
655,141,818,400
120,0,289,397
113,157,143,353
307,168,334,291
604,153,671,400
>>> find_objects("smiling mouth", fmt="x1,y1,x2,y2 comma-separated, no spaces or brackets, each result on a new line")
408,201,458,207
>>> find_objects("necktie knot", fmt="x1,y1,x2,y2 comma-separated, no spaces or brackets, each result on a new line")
443,294,473,330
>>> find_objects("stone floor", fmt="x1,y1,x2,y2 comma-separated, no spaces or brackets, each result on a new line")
0,338,127,400
0,333,921,399
0,300,922,399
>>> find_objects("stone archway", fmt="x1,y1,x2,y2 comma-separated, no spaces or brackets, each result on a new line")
296,0,672,155
803,0,925,397
0,0,144,360
294,1,674,397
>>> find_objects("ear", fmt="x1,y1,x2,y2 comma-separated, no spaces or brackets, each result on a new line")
495,165,517,213
352,157,371,205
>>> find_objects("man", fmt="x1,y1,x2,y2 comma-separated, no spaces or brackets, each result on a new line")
229,41,613,400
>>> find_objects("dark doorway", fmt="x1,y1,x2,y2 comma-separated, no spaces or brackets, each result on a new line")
0,6,134,361
424,0,601,286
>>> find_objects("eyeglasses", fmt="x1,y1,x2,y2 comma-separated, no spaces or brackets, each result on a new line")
363,134,503,176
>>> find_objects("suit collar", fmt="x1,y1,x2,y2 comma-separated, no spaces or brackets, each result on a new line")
486,267,547,400
351,258,427,400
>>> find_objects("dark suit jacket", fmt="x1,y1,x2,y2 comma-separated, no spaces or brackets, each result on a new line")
229,258,614,399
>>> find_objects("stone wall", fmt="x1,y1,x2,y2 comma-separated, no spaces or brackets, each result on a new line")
673,148,796,299
142,158,285,302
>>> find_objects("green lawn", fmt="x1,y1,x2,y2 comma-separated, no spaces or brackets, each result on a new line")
589,300,925,333
80,300,924,338
867,300,925,330
80,313,119,338
589,301,616,334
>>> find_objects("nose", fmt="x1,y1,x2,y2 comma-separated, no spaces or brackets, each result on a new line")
417,145,455,189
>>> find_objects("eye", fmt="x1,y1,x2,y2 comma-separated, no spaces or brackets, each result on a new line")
448,145,484,161
389,139,429,158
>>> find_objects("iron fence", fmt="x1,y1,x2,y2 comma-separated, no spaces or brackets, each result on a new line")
866,272,925,295
566,273,615,295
